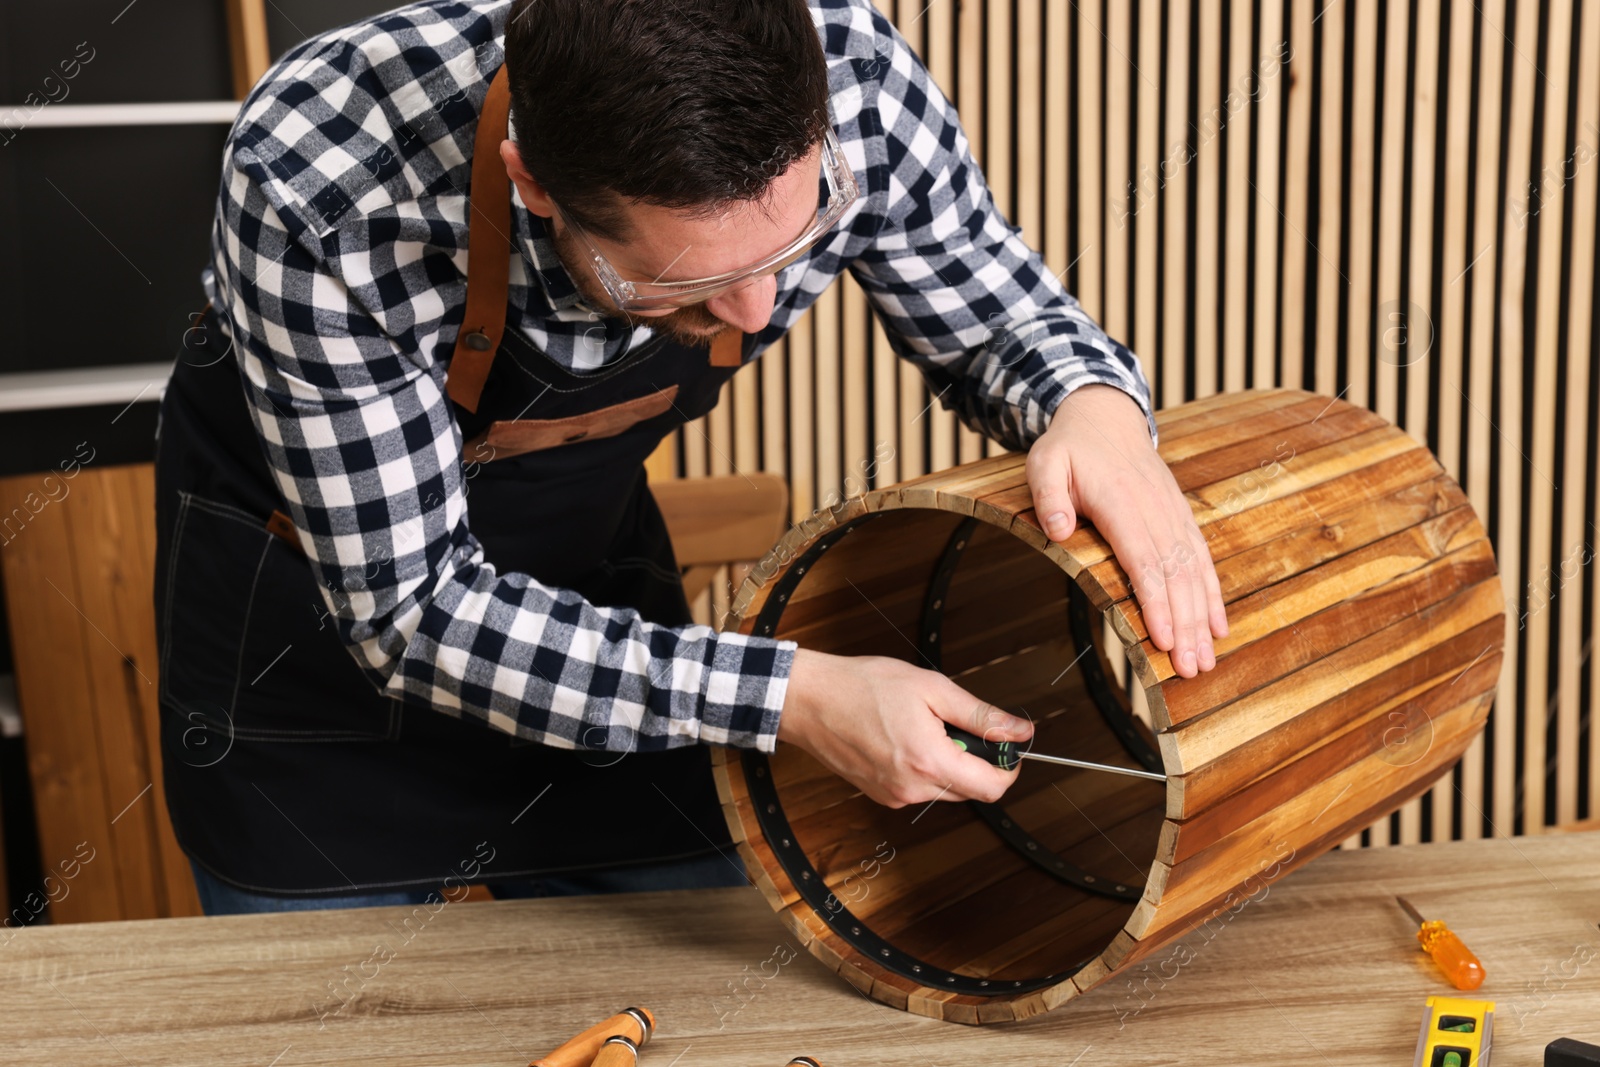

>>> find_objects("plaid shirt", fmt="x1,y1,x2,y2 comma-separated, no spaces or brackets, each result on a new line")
204,0,1156,756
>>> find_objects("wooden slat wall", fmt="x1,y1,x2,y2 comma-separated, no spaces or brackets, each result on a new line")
669,0,1600,844
0,466,201,921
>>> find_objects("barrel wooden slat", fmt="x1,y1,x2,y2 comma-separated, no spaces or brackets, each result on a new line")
1168,618,1505,818
1115,753,1469,964
1158,577,1504,771
821,821,1011,931
1152,390,1324,447
1161,653,1503,864
878,841,1154,986
967,893,1131,984
764,759,863,828
761,633,1113,831
1094,473,1465,607
896,461,1010,512
948,634,1088,708
1135,690,1490,929
1128,698,1492,955
1153,387,1302,440
1144,545,1499,732
1087,475,1467,610
783,772,972,869
1162,404,1388,489
713,390,1502,1023
1064,445,1445,579
1155,393,1347,463
1183,427,1420,523
864,785,1155,946
890,865,1141,982
1118,503,1490,679
790,684,1149,929
1196,450,1446,557
942,597,1075,679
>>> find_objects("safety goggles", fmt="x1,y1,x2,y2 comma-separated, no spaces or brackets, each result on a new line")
557,125,860,312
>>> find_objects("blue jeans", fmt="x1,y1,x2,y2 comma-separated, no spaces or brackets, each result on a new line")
188,850,748,915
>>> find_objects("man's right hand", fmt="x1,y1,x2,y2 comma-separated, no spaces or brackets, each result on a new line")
775,648,1033,808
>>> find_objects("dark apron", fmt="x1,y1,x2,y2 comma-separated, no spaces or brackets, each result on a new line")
153,68,749,894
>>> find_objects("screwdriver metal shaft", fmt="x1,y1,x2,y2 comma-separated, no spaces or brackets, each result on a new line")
945,724,1167,782
1012,748,1167,781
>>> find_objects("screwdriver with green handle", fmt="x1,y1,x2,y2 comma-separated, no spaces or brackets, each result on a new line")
944,723,1167,782
1396,896,1487,990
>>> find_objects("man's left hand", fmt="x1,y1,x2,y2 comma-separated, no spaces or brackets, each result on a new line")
1025,384,1229,679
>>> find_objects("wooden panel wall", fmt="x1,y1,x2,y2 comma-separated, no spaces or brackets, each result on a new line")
0,466,201,921
671,0,1600,845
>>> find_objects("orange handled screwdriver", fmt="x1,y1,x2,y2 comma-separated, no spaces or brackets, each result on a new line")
1396,896,1486,990
530,1007,654,1067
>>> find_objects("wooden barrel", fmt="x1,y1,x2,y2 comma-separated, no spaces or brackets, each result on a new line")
711,389,1504,1024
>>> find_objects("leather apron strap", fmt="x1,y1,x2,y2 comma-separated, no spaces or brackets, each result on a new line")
446,67,743,413
446,67,515,413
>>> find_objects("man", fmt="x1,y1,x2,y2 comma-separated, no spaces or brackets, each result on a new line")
155,0,1227,914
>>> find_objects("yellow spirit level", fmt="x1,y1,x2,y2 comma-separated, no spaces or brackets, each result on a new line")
1413,996,1494,1067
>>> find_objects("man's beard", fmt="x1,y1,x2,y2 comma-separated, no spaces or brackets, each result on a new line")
549,221,729,348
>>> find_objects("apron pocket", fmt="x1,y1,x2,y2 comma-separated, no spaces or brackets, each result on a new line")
160,492,397,744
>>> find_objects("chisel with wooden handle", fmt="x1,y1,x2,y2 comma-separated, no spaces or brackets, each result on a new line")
589,1035,640,1067
530,1007,653,1067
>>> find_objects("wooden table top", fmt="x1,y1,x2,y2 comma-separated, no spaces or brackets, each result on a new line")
5,833,1597,1067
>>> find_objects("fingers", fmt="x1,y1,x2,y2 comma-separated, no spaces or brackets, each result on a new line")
1134,544,1177,654
1176,526,1227,672
934,743,1021,805
1134,524,1221,678
1026,442,1077,542
1200,542,1230,639
924,681,1031,803
927,681,1034,744
1177,547,1211,675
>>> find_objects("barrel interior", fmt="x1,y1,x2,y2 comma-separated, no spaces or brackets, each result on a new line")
750,508,1165,988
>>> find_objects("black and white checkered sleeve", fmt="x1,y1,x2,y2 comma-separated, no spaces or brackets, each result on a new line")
211,140,795,756
843,6,1157,452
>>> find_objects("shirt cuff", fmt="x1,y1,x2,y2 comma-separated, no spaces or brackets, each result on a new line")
1035,366,1161,449
697,631,797,753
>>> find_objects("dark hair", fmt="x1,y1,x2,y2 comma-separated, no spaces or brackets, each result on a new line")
504,0,830,241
